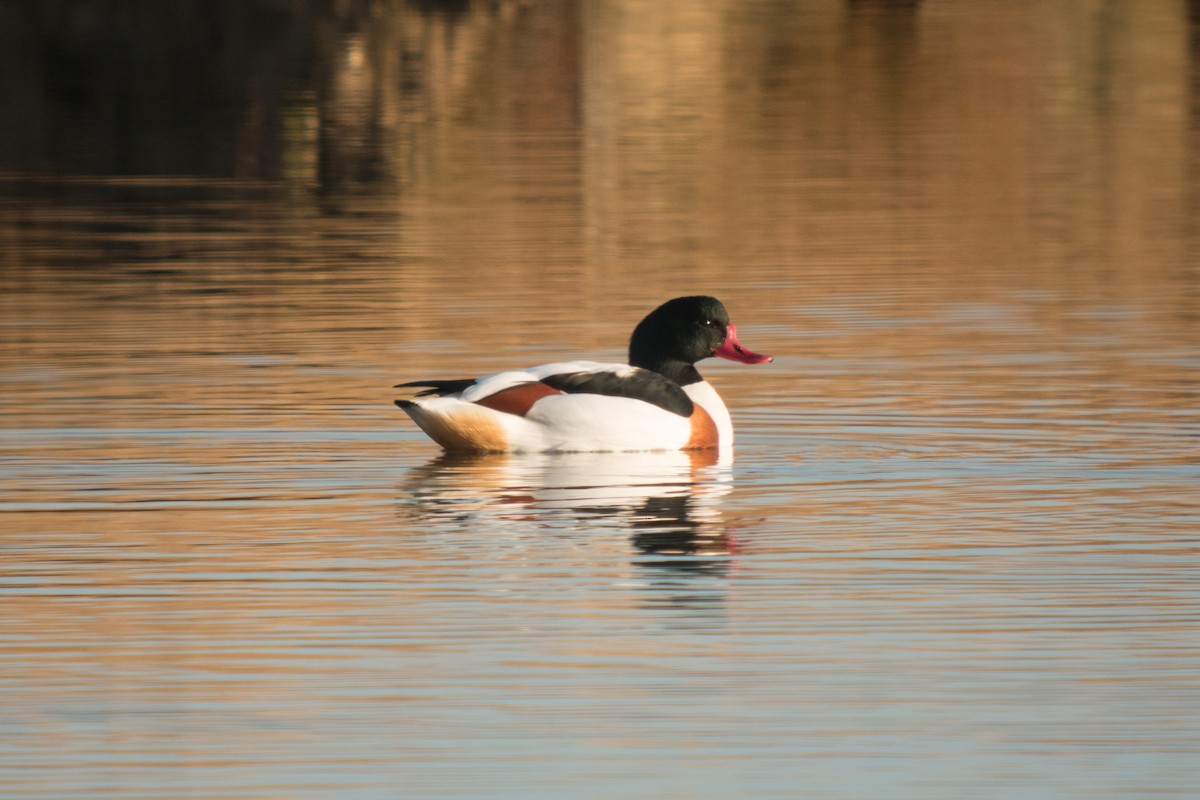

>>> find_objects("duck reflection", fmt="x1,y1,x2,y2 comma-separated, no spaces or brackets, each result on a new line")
398,448,736,578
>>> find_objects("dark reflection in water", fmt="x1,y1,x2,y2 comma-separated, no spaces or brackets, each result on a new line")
398,450,738,611
629,494,732,563
400,450,733,557
1,2,311,176
629,493,735,613
0,0,571,190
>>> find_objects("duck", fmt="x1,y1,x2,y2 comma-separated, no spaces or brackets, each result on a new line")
394,295,772,453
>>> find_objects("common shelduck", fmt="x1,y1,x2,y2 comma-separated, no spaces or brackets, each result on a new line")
394,296,772,453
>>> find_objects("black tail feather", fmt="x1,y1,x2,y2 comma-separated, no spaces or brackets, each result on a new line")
393,379,477,397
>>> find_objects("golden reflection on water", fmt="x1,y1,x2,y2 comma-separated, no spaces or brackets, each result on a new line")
1,1,1199,798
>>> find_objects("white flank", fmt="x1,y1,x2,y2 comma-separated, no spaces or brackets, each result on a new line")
403,363,732,453
525,394,691,452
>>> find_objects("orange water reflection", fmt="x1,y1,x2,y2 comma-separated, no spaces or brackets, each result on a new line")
1,1,1199,798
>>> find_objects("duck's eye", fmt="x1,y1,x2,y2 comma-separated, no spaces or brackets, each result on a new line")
702,319,721,329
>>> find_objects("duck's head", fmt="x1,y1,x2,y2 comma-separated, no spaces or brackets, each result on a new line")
628,296,772,384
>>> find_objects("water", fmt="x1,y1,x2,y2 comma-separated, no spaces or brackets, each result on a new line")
2,2,1199,798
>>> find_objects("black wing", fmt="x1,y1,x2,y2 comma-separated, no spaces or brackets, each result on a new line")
541,368,693,418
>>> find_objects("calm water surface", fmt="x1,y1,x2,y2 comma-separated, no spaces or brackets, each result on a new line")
2,2,1199,798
